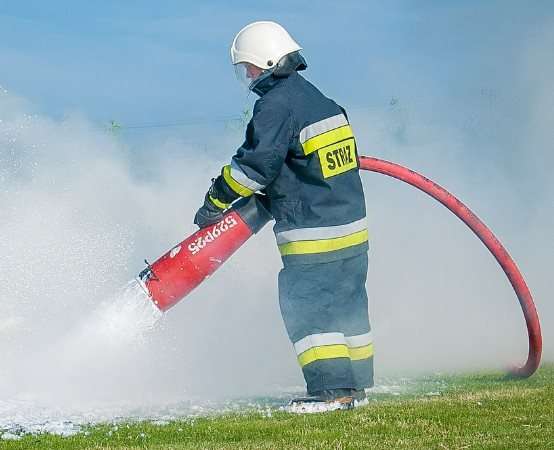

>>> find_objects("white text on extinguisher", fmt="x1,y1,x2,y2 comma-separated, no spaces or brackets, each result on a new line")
188,216,238,255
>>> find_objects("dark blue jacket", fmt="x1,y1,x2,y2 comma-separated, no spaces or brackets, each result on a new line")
213,69,368,266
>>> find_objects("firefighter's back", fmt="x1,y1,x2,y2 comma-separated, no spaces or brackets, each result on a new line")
263,71,368,266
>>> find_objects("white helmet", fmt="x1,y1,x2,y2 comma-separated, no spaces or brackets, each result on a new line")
231,21,302,89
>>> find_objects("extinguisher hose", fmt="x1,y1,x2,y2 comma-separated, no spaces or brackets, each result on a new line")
359,156,542,378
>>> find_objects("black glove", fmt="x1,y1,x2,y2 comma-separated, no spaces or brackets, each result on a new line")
194,192,226,228
194,174,242,228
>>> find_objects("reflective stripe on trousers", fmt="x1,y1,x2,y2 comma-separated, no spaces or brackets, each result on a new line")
294,332,373,367
278,252,373,393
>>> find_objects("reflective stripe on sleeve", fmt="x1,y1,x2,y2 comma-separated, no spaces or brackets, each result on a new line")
230,160,265,191
222,163,263,197
209,195,230,210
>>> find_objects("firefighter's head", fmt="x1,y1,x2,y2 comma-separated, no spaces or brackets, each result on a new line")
231,21,305,90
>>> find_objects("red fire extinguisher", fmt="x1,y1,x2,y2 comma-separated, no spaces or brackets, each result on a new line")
138,195,271,312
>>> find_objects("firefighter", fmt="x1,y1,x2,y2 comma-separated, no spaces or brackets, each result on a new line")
194,21,373,411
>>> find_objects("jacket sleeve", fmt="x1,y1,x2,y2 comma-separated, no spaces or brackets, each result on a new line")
212,97,293,204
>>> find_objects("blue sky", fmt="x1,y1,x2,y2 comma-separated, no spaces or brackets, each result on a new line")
1,0,553,192
1,1,551,127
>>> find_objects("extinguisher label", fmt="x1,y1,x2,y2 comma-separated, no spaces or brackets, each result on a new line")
188,215,239,255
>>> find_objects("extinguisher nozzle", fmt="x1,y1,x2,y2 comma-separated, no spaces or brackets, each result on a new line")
137,259,167,310
135,275,151,297
138,259,159,283
135,276,164,311
137,259,158,299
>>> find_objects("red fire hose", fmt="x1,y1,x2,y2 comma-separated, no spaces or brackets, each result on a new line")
358,156,542,378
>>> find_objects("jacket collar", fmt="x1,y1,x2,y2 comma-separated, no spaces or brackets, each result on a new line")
251,52,307,97
251,73,287,97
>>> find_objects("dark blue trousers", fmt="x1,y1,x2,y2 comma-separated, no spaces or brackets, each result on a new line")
278,253,373,394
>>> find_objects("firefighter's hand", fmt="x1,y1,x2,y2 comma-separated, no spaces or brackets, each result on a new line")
194,193,226,228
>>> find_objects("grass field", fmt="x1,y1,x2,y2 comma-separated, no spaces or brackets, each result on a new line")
3,364,553,450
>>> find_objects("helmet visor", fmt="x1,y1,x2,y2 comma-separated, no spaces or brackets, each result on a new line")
234,62,266,90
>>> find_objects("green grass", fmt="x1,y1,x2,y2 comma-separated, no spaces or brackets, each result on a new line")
3,364,553,450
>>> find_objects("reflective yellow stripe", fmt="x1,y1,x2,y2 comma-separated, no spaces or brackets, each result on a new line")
302,125,354,155
276,219,367,245
222,165,255,197
279,229,368,256
297,344,350,367
349,343,374,361
209,195,230,210
297,343,374,367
